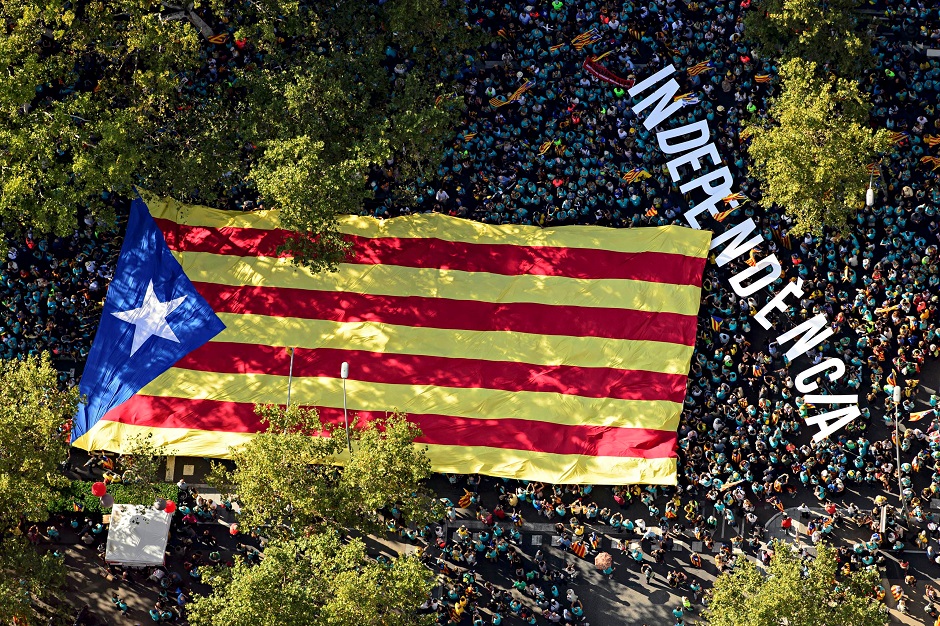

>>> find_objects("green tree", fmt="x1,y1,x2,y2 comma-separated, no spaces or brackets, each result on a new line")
0,0,474,269
743,0,872,78
0,539,66,626
186,532,435,626
110,431,174,504
0,354,78,529
207,405,441,537
706,540,886,626
744,58,892,236
0,354,79,624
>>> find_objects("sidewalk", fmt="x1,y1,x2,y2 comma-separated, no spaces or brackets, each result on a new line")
764,505,931,625
444,516,763,569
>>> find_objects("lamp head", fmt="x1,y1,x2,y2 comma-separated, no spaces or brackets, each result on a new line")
341,362,349,379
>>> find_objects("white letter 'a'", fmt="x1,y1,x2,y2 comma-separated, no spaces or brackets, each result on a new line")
808,406,861,442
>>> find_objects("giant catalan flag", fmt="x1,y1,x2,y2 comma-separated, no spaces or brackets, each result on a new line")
72,194,711,484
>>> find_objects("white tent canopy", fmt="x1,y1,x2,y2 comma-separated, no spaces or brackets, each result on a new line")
105,504,172,567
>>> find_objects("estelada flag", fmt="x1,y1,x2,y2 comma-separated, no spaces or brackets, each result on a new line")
711,316,722,332
713,207,736,222
71,194,711,485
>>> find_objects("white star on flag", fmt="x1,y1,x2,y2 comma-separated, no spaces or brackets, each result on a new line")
112,281,187,356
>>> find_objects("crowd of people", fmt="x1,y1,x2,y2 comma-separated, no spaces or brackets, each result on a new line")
0,200,122,371
9,0,940,623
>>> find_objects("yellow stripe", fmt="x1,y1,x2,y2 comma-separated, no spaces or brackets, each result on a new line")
73,421,678,485
213,312,695,374
137,368,682,431
177,250,704,316
145,193,711,259
423,444,677,485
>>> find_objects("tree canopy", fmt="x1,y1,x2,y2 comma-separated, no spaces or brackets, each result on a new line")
186,532,435,626
744,58,892,236
705,540,887,626
0,354,78,624
743,0,872,78
0,353,78,529
0,0,474,269
207,405,441,537
198,406,439,626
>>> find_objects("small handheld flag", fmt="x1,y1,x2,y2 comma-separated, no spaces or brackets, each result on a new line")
711,316,722,331
622,167,651,183
571,27,603,51
491,80,535,108
887,131,909,145
713,207,737,222
672,93,701,107
920,156,940,171
687,61,714,76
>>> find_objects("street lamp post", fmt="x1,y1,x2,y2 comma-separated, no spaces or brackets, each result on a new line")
893,385,905,513
341,362,352,454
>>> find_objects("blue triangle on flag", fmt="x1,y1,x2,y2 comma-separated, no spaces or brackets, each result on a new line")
72,197,225,442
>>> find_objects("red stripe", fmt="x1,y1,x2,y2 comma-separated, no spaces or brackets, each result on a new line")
193,282,697,345
103,395,678,459
174,343,689,403
155,219,706,286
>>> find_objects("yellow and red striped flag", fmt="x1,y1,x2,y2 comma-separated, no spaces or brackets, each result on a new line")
622,167,651,184
920,155,940,171
722,192,747,205
887,130,909,144
925,135,940,147
687,61,714,76
713,207,737,222
72,194,711,485
754,74,771,83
